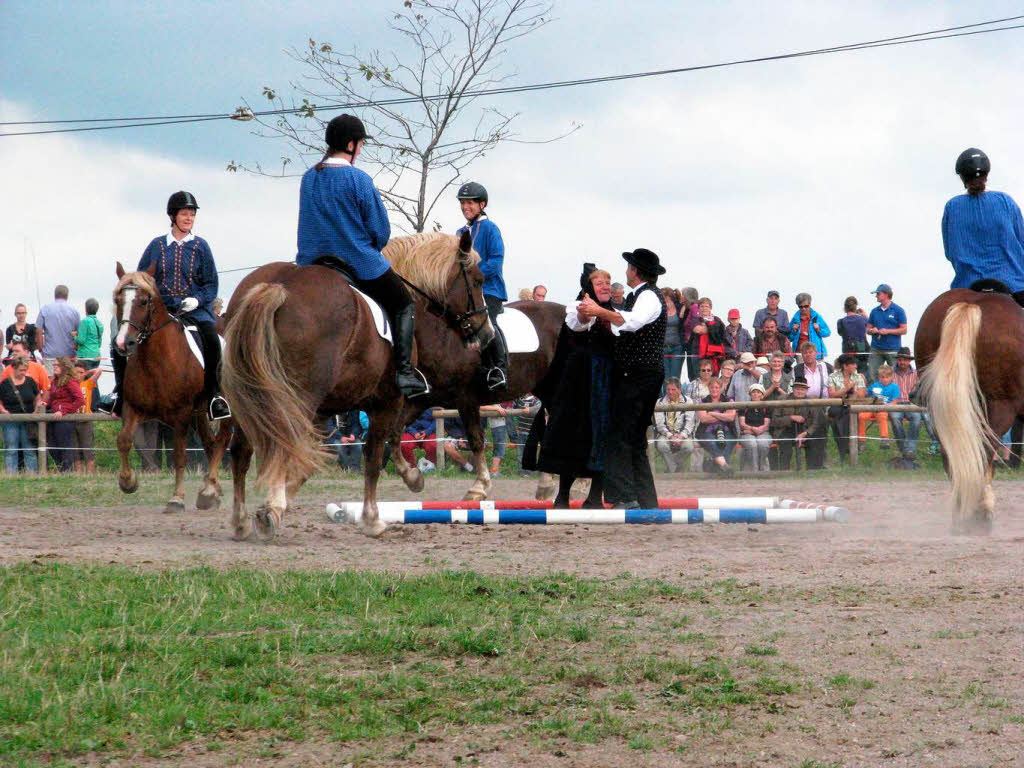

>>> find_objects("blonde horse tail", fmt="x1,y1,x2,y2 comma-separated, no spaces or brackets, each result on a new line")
222,282,326,489
918,302,996,522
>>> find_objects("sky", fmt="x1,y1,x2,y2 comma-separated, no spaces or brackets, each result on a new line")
2,0,1023,371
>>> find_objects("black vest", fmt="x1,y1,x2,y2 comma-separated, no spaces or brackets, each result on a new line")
614,283,667,372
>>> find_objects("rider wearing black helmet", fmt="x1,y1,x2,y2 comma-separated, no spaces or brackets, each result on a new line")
101,191,230,419
296,114,430,398
943,148,1024,307
457,182,509,390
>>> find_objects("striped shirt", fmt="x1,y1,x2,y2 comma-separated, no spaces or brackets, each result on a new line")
942,190,1024,292
894,367,917,401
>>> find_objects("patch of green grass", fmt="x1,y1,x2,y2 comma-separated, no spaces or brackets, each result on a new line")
745,644,779,657
827,673,875,690
0,564,795,763
932,628,980,640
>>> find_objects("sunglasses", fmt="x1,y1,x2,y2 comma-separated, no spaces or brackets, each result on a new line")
798,304,810,309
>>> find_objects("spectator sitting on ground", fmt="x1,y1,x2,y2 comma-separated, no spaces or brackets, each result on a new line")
836,296,869,375
654,377,698,473
74,298,104,370
5,303,39,361
42,356,84,473
2,341,50,393
443,416,475,472
0,355,41,474
753,289,790,331
609,283,625,310
399,408,439,469
727,352,761,402
690,297,729,373
531,285,547,301
517,287,533,301
827,353,867,465
773,375,828,470
684,357,714,401
718,357,737,395
336,410,368,471
860,363,900,450
755,355,769,378
865,283,908,380
788,292,830,360
890,347,922,466
697,377,737,474
792,341,832,399
35,285,80,375
760,351,792,399
738,383,772,472
724,308,753,356
753,316,792,359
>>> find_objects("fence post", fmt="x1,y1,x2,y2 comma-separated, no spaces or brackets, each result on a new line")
848,408,858,467
434,410,446,472
37,419,48,476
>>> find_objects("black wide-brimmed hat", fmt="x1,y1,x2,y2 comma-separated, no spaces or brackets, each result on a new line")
621,248,665,275
896,346,914,360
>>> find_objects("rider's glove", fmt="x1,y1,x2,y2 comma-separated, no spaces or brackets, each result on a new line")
180,297,199,313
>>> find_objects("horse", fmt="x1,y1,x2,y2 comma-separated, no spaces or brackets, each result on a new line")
221,231,567,540
914,287,1024,534
112,262,233,514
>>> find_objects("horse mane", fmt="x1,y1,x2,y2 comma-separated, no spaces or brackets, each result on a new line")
384,233,479,301
113,271,159,304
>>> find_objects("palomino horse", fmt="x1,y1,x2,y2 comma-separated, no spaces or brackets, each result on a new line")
222,231,494,539
914,287,1024,534
112,263,232,514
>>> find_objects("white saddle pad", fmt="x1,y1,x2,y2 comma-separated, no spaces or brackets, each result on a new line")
351,287,392,342
497,306,539,353
183,326,227,369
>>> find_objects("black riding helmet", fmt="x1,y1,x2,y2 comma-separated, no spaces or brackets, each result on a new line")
955,148,990,179
167,191,199,218
457,181,488,205
326,113,370,154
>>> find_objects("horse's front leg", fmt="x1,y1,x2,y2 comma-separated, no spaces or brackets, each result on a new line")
165,423,188,514
195,414,229,510
229,427,253,541
116,406,142,494
358,410,391,538
459,404,490,502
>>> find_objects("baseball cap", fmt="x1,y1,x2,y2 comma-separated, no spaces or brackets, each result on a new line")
873,283,893,295
739,352,757,364
756,356,769,366
767,290,780,298
727,308,740,319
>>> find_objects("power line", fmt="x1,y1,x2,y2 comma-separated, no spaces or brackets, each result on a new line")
3,16,1023,138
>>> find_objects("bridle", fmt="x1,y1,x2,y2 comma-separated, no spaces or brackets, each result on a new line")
115,286,178,358
398,255,490,343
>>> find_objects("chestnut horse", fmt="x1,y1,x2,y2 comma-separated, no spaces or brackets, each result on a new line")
914,288,1024,534
112,263,232,513
222,231,567,540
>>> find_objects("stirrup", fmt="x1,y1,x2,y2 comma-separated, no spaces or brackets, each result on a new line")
398,368,431,398
208,395,232,421
485,366,508,391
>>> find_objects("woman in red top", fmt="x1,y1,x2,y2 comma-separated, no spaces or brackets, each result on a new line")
44,356,84,472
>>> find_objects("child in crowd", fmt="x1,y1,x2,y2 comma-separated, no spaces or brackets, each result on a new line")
738,383,772,472
859,364,900,448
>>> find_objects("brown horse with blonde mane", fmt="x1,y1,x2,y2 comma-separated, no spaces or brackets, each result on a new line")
914,287,1024,534
112,262,232,513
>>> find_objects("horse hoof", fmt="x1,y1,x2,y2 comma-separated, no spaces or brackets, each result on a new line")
406,469,425,493
232,522,253,541
164,499,185,515
254,504,279,541
360,518,388,538
195,489,221,511
535,483,556,501
119,473,139,494
462,490,486,502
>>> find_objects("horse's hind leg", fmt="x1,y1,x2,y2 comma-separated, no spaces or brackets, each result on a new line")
358,410,391,538
229,428,253,541
389,406,424,493
459,404,491,501
195,414,229,510
165,423,188,514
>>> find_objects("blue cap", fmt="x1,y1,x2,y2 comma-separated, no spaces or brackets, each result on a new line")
873,283,893,295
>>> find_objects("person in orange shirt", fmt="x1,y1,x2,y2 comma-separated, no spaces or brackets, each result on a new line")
1,341,49,393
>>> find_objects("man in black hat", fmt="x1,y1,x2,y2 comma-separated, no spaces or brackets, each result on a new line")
890,346,923,466
578,248,667,508
769,375,827,470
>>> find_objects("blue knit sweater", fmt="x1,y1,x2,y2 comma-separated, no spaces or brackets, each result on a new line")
296,163,391,280
457,215,506,301
138,235,218,325
942,190,1024,292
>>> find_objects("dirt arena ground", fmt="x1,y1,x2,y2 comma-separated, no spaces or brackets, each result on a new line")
2,473,1022,767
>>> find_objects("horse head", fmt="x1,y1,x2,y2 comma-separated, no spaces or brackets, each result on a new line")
113,260,164,357
447,229,495,349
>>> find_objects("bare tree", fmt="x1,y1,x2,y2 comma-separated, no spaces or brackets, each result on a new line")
229,0,576,233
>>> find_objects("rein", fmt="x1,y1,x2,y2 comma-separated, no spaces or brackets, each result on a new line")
397,257,489,341
116,294,181,358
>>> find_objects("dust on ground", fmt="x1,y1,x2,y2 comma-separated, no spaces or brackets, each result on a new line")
3,473,1023,767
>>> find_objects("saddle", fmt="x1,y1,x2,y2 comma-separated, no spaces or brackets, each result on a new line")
311,255,358,285
180,323,210,370
308,255,392,341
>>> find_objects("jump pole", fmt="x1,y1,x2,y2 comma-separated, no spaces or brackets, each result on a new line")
327,503,850,526
346,497,784,511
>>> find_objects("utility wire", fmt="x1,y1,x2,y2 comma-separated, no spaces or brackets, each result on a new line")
3,16,1023,137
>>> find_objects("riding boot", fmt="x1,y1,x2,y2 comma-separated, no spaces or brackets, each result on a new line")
392,304,430,399
98,346,125,417
196,322,231,420
554,473,575,508
481,328,509,391
582,474,605,508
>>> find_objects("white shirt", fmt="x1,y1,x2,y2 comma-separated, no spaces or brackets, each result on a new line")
322,156,352,166
165,231,196,246
611,286,661,336
565,302,595,332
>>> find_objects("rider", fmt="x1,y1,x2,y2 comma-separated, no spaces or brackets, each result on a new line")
296,114,429,399
456,182,509,390
942,147,1024,307
100,191,230,420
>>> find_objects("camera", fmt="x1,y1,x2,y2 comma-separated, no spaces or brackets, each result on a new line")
715,428,726,442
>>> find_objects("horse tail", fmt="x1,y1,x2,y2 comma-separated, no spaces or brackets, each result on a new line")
222,282,326,489
918,302,996,520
